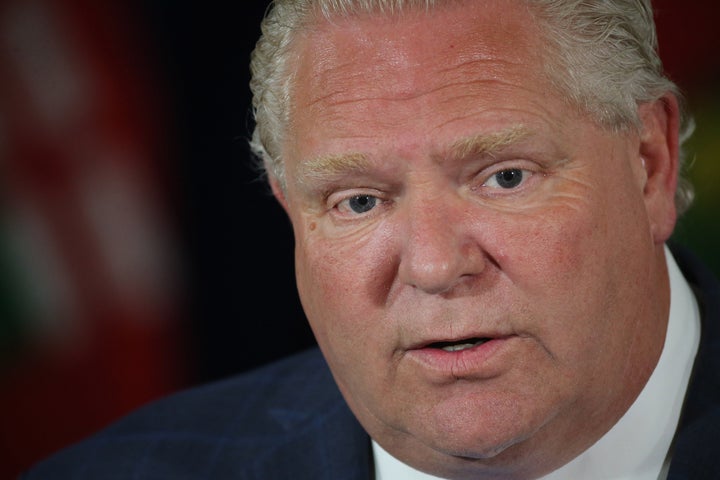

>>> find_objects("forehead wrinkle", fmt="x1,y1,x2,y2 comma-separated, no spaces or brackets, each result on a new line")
305,58,526,111
436,56,525,78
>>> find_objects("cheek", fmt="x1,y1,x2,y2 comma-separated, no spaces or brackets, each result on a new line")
294,228,404,413
496,158,648,298
489,192,612,331
501,189,650,372
293,223,398,354
498,207,599,294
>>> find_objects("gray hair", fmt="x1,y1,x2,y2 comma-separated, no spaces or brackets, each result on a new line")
249,0,695,213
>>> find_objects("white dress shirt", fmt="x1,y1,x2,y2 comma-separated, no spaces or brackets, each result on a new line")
374,246,701,480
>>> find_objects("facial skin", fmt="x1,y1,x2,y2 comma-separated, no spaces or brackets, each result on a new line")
272,1,680,478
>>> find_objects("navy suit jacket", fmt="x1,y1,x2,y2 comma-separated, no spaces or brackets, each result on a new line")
23,246,720,479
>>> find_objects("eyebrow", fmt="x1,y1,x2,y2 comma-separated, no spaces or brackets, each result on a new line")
296,152,371,189
444,125,532,162
295,125,532,189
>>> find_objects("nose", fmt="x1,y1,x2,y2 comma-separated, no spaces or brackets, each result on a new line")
397,192,485,295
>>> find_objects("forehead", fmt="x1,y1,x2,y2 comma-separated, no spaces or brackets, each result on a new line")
290,0,546,106
283,0,565,174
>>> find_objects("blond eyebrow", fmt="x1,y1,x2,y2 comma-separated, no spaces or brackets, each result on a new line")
296,152,370,187
446,125,531,161
295,125,532,189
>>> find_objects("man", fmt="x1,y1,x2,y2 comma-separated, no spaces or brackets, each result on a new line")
24,0,720,479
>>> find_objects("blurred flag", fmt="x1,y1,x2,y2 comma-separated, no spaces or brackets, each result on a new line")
0,0,187,477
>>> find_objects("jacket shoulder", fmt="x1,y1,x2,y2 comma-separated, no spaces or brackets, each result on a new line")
23,348,369,480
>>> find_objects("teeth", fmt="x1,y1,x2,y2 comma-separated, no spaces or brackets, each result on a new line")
441,339,487,352
442,343,475,352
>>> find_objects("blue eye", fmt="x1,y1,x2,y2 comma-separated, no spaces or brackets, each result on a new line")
485,169,529,189
347,195,377,214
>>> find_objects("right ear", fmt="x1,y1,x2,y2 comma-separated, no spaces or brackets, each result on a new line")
269,175,290,214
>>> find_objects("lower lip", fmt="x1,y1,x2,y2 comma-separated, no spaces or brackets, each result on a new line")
405,337,515,380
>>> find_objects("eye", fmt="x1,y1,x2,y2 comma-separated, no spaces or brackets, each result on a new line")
483,168,532,189
338,194,378,214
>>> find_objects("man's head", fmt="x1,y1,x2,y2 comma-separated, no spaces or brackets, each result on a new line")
250,0,689,478
250,0,693,211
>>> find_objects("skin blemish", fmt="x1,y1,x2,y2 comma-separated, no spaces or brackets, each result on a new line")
310,222,317,231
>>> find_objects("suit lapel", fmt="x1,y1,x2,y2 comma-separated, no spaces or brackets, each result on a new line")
248,398,372,480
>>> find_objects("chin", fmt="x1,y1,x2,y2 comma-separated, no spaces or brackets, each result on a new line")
396,438,546,480
421,396,544,454
423,427,529,461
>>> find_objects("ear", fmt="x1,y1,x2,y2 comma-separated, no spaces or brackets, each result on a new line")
269,175,291,215
637,94,681,245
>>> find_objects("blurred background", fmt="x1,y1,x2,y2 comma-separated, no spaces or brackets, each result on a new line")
0,0,717,478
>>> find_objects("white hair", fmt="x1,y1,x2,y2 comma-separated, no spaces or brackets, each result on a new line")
249,0,695,213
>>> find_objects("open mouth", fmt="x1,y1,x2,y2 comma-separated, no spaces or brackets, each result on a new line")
428,337,490,352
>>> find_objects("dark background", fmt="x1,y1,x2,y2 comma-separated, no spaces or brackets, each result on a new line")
141,0,316,384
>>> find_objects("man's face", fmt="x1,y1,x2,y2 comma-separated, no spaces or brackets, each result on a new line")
276,1,676,477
